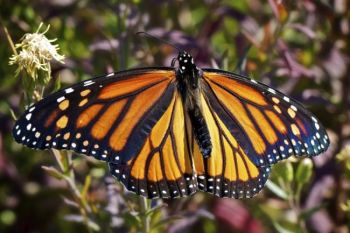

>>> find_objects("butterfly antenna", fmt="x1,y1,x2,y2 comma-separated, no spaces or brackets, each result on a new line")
136,31,182,52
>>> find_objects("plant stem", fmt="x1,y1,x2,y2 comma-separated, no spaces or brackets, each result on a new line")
140,196,150,233
0,22,18,55
29,50,93,232
51,149,93,233
295,185,307,233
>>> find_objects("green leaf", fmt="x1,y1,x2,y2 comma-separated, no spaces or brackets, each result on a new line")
10,107,17,121
41,165,65,180
82,175,92,199
86,219,100,231
62,196,79,208
51,149,69,172
273,221,298,233
151,215,183,230
266,180,288,199
274,161,294,183
53,75,61,92
123,212,142,231
64,214,100,231
296,158,313,185
144,203,167,218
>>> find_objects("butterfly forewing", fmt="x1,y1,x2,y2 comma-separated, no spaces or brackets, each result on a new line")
13,68,176,163
202,69,330,167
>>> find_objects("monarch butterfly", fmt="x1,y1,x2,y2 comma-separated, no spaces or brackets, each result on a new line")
13,49,329,199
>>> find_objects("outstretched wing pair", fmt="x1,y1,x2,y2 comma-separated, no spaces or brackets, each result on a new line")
13,67,329,199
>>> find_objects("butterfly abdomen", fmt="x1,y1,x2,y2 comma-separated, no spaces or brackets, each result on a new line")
176,51,212,158
188,106,212,157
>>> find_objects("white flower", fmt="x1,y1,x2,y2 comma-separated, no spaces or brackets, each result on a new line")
9,23,65,81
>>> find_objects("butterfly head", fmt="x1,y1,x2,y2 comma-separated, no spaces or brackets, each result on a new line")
177,51,195,74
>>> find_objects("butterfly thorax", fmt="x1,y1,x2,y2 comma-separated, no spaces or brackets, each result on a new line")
176,51,212,158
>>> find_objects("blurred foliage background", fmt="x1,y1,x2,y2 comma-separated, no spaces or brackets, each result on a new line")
0,0,349,232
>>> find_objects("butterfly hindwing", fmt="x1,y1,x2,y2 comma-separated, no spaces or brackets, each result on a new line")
191,93,270,198
109,90,197,198
201,69,330,167
13,68,177,164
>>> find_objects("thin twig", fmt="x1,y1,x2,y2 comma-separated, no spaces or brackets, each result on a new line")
5,21,96,231
0,20,18,55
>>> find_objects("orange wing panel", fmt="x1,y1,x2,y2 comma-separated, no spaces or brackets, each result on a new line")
200,94,223,177
45,109,59,127
118,92,197,198
162,137,182,180
192,94,261,181
109,80,170,151
248,104,277,144
76,104,103,128
265,110,287,134
223,139,237,181
192,91,270,198
208,82,266,154
130,139,152,180
205,73,267,106
99,71,173,99
91,99,127,139
147,152,163,182
172,95,193,174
